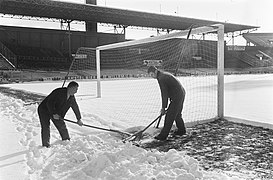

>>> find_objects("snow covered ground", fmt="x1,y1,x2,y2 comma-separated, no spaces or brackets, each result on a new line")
224,74,273,125
0,74,272,180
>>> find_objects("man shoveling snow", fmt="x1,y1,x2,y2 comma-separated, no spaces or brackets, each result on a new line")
37,81,84,148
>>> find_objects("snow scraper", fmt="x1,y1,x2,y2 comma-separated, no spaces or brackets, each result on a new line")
123,114,163,142
63,118,131,137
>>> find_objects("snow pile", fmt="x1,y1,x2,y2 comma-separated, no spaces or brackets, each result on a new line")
28,136,238,180
0,93,240,180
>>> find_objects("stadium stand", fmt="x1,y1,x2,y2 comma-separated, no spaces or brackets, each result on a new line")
225,33,273,69
243,33,273,47
1,0,271,78
224,50,250,68
0,41,16,69
225,49,273,68
3,43,69,70
0,53,14,69
96,38,217,70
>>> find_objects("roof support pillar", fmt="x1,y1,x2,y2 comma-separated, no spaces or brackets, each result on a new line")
86,0,97,33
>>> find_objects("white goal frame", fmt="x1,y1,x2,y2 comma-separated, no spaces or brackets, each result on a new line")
95,24,224,119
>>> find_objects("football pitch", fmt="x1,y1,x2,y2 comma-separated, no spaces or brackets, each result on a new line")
2,73,273,129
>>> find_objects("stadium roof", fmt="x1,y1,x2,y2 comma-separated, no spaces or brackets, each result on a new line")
243,33,273,47
0,0,259,33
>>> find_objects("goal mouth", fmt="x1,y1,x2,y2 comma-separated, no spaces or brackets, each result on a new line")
66,24,224,126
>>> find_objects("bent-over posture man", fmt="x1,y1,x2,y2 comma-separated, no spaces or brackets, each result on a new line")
148,66,186,140
38,81,83,147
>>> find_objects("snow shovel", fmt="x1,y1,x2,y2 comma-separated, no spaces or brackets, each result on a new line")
62,118,132,137
154,114,162,128
154,109,168,128
123,114,163,142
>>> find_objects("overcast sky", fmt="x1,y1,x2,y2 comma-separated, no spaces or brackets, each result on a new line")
99,0,272,30
0,0,272,45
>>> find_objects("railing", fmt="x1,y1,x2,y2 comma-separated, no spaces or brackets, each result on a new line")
16,55,69,70
0,41,17,67
18,55,67,62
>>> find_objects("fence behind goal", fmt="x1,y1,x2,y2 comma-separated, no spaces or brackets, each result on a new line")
69,25,224,127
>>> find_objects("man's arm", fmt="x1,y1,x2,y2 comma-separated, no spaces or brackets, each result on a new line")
158,81,168,111
70,96,83,126
46,90,59,118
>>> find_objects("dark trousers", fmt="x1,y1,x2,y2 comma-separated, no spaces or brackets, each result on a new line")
38,107,70,147
158,99,186,139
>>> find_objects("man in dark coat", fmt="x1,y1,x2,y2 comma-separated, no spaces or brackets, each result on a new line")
148,66,186,140
38,81,83,147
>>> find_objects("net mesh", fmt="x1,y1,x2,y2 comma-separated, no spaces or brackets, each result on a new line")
68,35,219,126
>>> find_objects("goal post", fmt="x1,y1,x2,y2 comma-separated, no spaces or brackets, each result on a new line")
70,24,224,125
217,24,224,119
96,49,101,98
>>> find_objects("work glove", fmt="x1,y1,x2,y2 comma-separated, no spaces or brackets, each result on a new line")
77,119,83,126
160,108,166,115
53,114,61,120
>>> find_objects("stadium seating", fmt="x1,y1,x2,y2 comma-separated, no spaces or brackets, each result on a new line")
2,37,272,72
243,33,273,47
225,46,273,68
224,51,250,68
0,53,15,70
98,39,218,70
2,43,69,70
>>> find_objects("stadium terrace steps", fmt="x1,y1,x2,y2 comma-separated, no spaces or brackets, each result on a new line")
225,47,273,68
2,43,68,70
4,43,65,58
0,53,15,70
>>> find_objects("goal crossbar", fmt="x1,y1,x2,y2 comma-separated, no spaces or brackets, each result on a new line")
97,24,220,51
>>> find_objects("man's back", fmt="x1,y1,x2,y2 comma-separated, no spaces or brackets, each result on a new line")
157,71,185,101
39,88,66,109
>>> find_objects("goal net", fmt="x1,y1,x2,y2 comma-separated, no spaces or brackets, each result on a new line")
68,24,224,127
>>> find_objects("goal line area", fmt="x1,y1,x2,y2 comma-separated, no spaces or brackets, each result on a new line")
67,24,224,125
